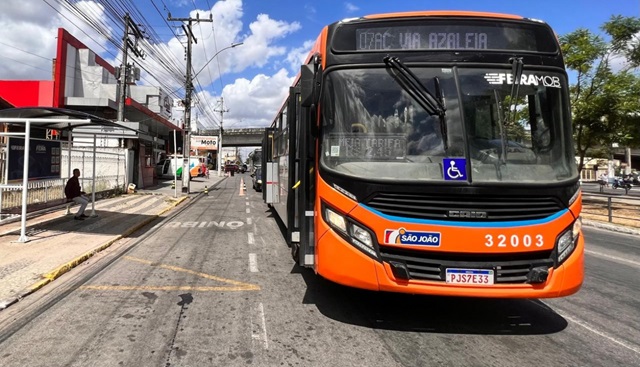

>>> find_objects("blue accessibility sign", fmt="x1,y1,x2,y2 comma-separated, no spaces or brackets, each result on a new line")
443,158,467,180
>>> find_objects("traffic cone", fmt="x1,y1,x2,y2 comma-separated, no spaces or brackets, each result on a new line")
239,179,245,196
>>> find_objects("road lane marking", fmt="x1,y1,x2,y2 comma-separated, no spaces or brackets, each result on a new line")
535,300,640,357
165,221,245,229
249,253,258,273
251,302,269,350
247,218,252,225
248,233,255,245
246,208,250,214
80,256,260,292
585,249,640,268
560,310,640,356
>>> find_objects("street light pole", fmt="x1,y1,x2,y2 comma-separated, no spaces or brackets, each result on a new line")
192,42,242,178
192,42,243,80
167,13,213,193
215,97,229,177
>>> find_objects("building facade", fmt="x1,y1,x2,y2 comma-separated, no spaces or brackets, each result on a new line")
0,28,182,189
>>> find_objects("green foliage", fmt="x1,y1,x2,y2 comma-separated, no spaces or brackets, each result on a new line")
560,15,640,171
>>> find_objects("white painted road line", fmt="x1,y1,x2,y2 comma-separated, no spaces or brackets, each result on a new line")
246,208,250,214
251,302,269,350
248,232,255,245
247,217,253,225
562,310,640,356
585,249,640,268
249,253,258,273
534,300,640,357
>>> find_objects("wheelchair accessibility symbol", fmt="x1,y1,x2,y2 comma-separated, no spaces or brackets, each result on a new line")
443,158,467,181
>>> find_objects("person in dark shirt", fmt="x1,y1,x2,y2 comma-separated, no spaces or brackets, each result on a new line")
64,168,89,220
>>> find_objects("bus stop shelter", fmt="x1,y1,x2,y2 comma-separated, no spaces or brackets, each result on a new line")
0,107,138,243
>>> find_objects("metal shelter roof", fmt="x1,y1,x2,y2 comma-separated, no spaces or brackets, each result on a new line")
0,107,136,131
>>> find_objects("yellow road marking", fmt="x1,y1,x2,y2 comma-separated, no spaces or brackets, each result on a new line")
79,256,260,291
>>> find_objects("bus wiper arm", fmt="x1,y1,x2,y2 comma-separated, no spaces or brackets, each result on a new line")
502,56,524,164
384,56,445,116
384,56,448,149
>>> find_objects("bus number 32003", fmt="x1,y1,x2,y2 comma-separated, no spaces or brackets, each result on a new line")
484,234,544,248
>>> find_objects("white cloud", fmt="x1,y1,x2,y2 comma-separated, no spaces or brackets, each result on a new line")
216,68,294,129
230,14,301,71
285,40,316,73
345,2,360,13
0,0,111,80
161,1,300,92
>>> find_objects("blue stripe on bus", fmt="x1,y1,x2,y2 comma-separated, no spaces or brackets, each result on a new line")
359,204,568,228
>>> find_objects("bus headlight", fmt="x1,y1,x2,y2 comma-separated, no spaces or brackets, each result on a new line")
325,208,347,233
557,217,581,264
350,224,373,247
324,206,378,259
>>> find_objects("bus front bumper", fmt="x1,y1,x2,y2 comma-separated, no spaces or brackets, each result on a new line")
316,230,584,298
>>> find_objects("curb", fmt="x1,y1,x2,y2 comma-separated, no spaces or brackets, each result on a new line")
0,195,189,311
582,219,640,236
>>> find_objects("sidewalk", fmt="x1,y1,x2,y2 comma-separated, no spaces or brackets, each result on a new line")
0,174,226,310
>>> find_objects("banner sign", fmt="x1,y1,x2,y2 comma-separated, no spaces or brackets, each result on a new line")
191,135,218,150
7,137,62,182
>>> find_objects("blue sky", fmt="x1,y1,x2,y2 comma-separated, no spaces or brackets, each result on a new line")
0,0,638,137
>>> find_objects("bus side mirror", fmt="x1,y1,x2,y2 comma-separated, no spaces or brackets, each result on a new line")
300,64,315,107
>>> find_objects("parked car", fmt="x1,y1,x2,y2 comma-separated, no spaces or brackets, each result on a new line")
251,167,262,191
157,155,202,179
224,163,239,176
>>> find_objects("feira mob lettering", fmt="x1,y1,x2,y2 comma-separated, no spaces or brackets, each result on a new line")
359,31,488,50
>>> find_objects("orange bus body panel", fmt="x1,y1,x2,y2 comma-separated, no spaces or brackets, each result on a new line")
363,11,524,21
314,177,584,298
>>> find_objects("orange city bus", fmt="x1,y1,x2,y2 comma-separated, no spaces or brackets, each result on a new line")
262,11,584,298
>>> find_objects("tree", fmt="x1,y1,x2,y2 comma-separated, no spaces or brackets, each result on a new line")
560,15,640,172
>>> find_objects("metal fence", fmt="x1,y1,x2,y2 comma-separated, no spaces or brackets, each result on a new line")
581,192,640,228
0,147,126,213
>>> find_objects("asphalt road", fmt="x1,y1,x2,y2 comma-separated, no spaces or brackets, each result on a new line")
0,175,638,367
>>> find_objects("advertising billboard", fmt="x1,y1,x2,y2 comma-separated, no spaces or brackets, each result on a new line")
7,137,62,182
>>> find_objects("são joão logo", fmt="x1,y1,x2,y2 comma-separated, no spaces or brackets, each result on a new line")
384,228,441,246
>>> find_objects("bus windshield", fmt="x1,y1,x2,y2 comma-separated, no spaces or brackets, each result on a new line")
320,67,577,183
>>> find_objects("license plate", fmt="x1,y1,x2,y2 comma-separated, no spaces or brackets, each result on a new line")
445,268,494,285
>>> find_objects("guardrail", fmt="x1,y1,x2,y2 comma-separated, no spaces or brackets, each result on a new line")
581,192,640,229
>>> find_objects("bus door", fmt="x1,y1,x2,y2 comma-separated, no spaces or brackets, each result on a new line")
292,63,320,268
262,128,275,203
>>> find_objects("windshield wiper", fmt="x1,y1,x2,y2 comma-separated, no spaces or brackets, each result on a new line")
383,56,448,150
501,57,524,164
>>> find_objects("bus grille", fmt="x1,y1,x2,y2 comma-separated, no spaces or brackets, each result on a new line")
379,247,555,284
365,193,564,221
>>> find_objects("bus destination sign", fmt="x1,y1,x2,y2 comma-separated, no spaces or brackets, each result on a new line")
329,134,407,160
354,24,540,52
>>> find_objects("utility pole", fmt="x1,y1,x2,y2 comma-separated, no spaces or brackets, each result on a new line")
214,97,229,177
168,13,212,193
117,13,144,123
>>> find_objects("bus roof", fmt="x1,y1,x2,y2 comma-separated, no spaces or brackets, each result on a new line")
362,10,524,21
